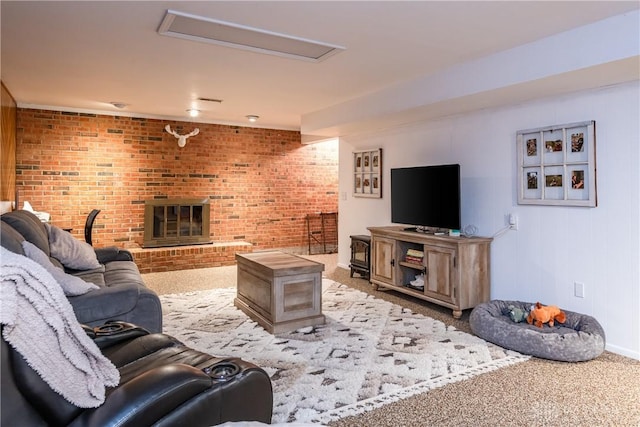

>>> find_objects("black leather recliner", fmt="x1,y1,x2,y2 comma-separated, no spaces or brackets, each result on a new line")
1,321,273,426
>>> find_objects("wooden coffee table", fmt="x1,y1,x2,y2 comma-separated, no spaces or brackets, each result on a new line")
234,251,325,334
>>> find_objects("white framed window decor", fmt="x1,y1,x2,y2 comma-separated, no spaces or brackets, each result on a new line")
517,120,596,207
353,148,382,198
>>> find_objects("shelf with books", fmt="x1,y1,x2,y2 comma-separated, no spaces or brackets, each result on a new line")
399,261,424,270
402,247,424,269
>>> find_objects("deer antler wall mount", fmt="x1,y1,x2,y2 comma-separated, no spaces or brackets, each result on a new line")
165,125,200,148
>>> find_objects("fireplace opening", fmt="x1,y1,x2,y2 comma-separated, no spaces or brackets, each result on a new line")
143,198,211,248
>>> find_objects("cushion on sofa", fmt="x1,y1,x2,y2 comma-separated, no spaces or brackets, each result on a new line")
67,266,107,287
1,210,50,256
103,260,144,287
0,222,26,255
45,223,101,270
21,241,99,296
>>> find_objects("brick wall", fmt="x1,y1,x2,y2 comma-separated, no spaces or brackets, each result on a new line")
15,109,339,267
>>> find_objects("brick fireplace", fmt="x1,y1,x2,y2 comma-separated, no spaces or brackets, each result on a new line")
143,198,211,248
14,109,339,272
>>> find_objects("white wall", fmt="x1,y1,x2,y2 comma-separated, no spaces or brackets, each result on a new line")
338,81,640,359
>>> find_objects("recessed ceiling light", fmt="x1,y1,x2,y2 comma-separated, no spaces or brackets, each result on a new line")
187,109,200,117
246,115,259,122
110,102,128,109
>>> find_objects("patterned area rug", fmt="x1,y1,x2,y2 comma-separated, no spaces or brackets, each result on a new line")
160,280,528,424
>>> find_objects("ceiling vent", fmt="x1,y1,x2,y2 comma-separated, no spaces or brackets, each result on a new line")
158,10,345,62
197,97,223,103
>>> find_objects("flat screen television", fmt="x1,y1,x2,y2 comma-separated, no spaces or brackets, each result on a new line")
391,164,461,231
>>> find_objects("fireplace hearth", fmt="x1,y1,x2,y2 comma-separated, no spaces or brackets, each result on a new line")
143,198,211,248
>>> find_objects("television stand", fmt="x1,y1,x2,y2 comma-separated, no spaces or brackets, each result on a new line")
368,226,492,319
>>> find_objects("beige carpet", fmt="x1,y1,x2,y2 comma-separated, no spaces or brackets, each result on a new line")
142,254,640,427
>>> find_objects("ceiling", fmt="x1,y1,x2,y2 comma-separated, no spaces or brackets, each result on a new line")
2,1,639,139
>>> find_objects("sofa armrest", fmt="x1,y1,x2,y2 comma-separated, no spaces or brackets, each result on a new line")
83,321,150,349
94,247,133,263
69,365,213,427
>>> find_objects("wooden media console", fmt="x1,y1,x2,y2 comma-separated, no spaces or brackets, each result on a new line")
368,226,492,319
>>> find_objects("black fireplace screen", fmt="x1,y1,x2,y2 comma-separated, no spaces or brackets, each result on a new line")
143,199,211,248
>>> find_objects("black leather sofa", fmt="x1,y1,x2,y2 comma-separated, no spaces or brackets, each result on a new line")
1,321,274,426
1,210,162,332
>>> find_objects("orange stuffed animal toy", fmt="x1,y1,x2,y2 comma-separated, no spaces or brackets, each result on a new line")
526,302,567,328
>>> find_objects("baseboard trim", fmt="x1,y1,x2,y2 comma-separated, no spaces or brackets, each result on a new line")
606,343,640,360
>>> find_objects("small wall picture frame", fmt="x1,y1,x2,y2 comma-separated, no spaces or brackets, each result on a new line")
517,120,596,207
353,148,382,198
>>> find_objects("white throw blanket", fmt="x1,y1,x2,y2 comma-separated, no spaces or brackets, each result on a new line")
0,247,119,408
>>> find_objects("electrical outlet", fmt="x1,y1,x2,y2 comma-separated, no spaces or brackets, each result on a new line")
574,281,585,298
509,213,518,230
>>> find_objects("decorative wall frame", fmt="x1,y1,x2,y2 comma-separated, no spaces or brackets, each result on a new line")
517,120,596,207
353,148,382,198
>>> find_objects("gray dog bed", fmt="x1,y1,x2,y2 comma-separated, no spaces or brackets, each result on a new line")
469,300,605,362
